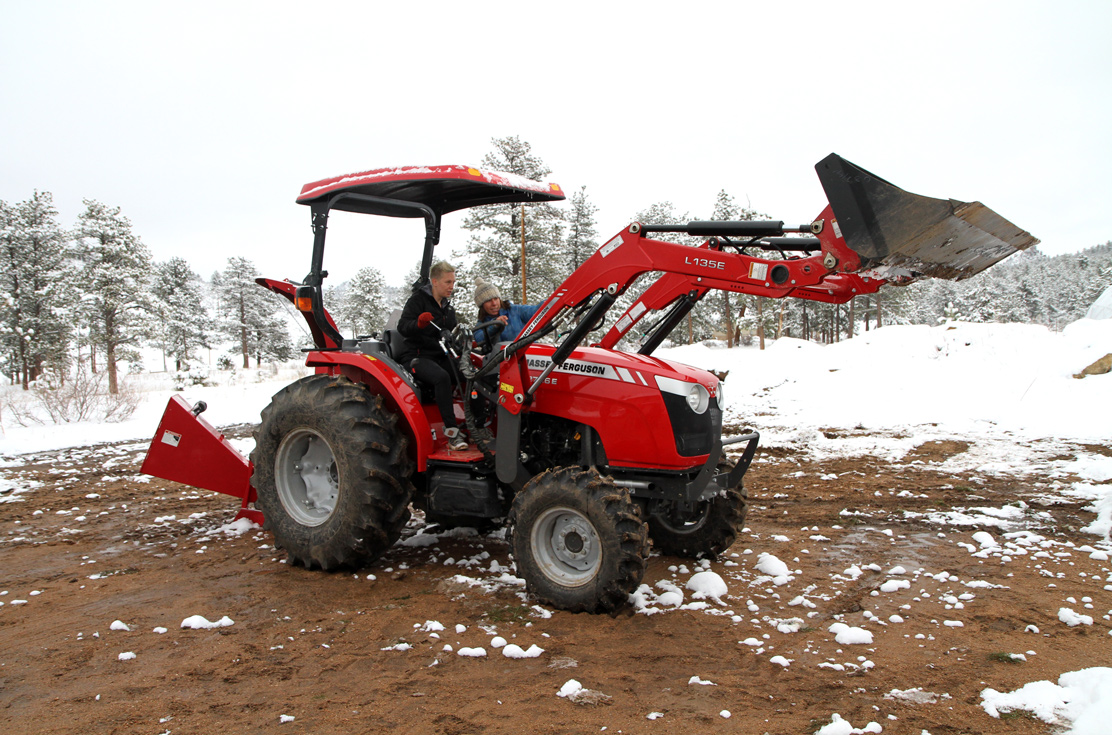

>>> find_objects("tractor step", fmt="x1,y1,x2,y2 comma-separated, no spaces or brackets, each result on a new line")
816,153,1039,281
427,446,486,462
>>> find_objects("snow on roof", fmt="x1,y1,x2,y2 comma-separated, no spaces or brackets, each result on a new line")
297,164,561,204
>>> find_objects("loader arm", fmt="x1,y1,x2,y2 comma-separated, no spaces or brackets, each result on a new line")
594,219,888,352
493,217,849,412
495,152,1036,409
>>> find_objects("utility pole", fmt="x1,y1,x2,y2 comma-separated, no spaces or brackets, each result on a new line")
757,297,765,350
520,204,527,303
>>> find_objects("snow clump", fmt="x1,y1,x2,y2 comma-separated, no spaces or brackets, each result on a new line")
180,615,234,629
828,622,874,645
557,680,583,698
972,531,999,548
457,647,487,657
686,571,728,602
755,552,793,585
815,713,882,734
1059,608,1094,627
981,666,1112,731
502,644,544,659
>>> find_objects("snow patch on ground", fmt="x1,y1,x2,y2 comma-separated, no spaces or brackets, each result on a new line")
981,667,1112,734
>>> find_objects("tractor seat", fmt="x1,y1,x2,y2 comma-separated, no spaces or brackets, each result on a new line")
379,329,427,403
382,328,408,364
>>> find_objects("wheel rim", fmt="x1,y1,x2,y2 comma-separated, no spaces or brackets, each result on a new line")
274,428,339,527
653,500,710,536
530,506,602,586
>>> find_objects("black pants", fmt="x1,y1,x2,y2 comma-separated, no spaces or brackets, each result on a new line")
412,355,459,430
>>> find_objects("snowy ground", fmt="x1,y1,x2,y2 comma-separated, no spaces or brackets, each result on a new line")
1,319,1110,734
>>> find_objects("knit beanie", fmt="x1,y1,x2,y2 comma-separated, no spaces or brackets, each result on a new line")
474,277,501,307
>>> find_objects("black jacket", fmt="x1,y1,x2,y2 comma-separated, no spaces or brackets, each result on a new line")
396,284,458,364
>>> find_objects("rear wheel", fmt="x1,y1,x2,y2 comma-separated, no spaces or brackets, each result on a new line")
648,457,747,559
508,467,648,613
251,374,414,569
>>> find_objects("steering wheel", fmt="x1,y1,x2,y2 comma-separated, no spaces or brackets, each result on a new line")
473,319,506,355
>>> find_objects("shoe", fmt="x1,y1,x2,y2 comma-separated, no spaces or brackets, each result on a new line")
444,427,469,451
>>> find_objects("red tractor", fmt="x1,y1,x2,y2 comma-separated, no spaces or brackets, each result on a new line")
142,155,1036,612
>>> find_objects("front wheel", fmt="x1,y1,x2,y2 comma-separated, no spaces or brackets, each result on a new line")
251,375,414,570
648,457,748,559
508,467,648,613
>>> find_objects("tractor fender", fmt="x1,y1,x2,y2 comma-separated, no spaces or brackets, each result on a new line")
305,350,434,471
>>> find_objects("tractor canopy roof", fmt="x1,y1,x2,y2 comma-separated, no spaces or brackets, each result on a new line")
296,164,565,216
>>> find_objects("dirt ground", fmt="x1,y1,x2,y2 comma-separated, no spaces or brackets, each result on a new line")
1,427,1110,735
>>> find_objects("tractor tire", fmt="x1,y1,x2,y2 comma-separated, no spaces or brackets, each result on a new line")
251,374,414,570
648,457,748,559
508,467,649,614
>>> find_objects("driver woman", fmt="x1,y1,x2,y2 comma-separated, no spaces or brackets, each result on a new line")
397,261,468,451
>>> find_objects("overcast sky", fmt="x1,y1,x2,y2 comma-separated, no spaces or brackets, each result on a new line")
2,1,1109,289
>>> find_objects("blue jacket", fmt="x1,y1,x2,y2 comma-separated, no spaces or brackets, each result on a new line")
474,303,540,344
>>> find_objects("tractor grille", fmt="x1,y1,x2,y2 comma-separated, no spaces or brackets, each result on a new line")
661,395,720,457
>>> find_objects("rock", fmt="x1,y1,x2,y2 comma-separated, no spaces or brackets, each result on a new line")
1074,353,1112,378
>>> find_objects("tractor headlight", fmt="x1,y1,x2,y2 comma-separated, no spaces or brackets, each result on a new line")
654,374,710,414
685,383,710,414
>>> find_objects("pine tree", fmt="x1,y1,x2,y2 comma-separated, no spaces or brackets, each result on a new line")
0,192,76,389
708,190,773,347
629,201,714,345
151,257,211,371
215,257,287,368
337,266,390,337
74,200,153,394
564,186,599,271
458,136,564,304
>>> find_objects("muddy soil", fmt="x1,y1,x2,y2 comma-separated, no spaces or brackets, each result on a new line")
1,430,1109,735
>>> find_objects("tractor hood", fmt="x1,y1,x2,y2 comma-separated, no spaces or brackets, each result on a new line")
524,344,720,398
297,164,565,217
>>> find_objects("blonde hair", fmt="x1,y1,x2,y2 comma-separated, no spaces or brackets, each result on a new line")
430,261,456,280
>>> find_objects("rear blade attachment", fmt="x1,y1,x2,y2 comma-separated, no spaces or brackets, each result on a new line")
816,154,1039,281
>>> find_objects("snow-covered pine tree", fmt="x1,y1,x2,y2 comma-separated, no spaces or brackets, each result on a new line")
215,257,288,368
151,257,211,371
893,242,1111,329
707,190,773,347
0,192,76,389
564,186,599,271
458,137,564,305
337,265,390,337
249,312,295,366
624,201,713,345
74,199,153,394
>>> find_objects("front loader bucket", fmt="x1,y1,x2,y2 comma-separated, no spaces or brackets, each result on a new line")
816,153,1038,281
